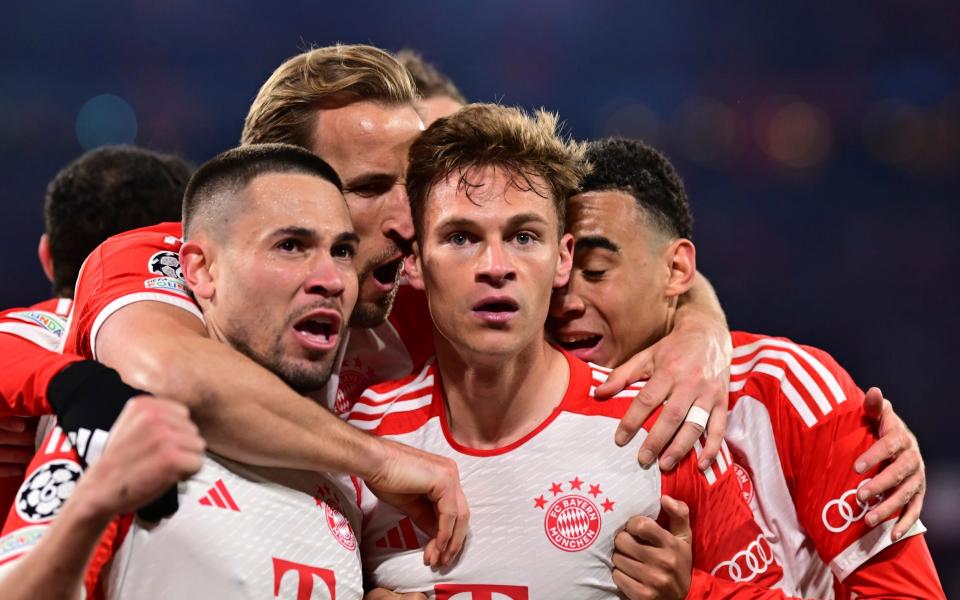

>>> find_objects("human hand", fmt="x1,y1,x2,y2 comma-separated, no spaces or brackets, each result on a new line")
79,396,204,517
364,438,469,569
612,496,693,600
363,589,428,600
854,387,925,540
0,416,37,478
597,313,731,470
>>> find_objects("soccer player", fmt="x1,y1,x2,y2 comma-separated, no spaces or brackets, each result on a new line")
2,144,374,598
0,146,191,512
395,49,466,126
547,138,943,597
349,103,786,598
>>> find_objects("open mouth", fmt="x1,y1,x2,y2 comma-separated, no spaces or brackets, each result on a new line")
472,297,519,324
556,333,603,352
292,311,341,351
372,257,404,287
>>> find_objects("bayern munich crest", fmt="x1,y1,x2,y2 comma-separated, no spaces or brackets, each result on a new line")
733,463,754,504
316,485,356,551
533,476,614,552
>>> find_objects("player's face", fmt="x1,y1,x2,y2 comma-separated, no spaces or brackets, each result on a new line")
410,166,573,360
211,172,359,394
417,95,463,127
548,191,671,367
310,101,424,329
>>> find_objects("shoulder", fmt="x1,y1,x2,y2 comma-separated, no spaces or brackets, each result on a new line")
556,358,649,422
730,331,858,428
0,301,69,351
347,359,438,436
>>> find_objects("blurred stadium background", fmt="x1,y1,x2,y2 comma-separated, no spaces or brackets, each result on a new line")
1,1,957,591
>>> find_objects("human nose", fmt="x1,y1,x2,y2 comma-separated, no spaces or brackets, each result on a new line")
550,278,585,319
304,255,345,298
476,241,515,287
381,185,414,244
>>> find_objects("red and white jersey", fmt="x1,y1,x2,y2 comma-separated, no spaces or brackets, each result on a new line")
349,351,784,598
61,222,202,361
333,286,433,417
106,455,363,600
0,297,77,417
0,425,364,600
723,331,926,598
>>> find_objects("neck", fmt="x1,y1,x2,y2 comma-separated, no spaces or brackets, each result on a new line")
434,332,570,449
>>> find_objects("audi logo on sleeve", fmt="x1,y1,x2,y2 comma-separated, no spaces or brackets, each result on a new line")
711,534,775,583
821,479,882,533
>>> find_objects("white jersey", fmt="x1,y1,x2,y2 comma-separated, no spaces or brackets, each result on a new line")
349,351,784,599
106,454,363,600
723,332,925,598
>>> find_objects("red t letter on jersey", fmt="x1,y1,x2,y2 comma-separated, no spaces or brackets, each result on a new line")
434,583,529,600
272,557,336,600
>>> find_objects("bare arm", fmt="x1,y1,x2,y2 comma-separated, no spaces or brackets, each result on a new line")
95,301,468,566
598,272,732,469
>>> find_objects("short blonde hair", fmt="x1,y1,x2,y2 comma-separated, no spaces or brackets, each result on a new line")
242,44,418,149
406,103,587,239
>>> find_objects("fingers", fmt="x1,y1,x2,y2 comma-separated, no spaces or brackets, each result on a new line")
440,491,470,566
596,349,653,399
699,404,727,470
854,429,911,475
0,445,33,465
864,470,924,529
0,465,25,478
619,376,673,464
0,429,36,446
612,567,657,600
893,485,925,541
623,515,673,548
862,387,884,420
661,496,692,541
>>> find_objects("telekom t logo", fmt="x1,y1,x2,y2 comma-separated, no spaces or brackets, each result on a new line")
434,583,529,600
272,558,336,599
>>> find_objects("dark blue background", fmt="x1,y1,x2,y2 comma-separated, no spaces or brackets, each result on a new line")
2,1,957,590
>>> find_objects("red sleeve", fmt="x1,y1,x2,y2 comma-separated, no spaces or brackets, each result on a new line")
686,569,799,599
63,222,201,360
387,284,435,369
0,426,119,598
732,332,926,581
838,535,945,599
0,331,80,417
661,438,785,589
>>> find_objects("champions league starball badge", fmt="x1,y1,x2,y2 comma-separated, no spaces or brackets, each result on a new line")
16,460,84,523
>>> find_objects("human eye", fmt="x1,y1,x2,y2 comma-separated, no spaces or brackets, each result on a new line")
331,242,357,260
514,231,538,245
276,238,304,253
582,269,607,281
447,232,471,246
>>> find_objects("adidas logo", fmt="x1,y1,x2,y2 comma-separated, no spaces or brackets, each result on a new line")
198,479,240,512
374,517,421,550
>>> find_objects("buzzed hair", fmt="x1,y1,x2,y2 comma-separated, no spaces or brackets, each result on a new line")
581,138,693,239
242,44,418,150
182,143,342,240
395,49,466,103
407,103,587,241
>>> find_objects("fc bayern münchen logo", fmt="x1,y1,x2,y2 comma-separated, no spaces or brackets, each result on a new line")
544,495,602,552
317,485,356,551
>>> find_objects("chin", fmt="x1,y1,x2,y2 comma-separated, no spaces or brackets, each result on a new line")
349,295,394,329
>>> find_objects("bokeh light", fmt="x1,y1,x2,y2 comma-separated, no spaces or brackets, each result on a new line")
75,94,138,150
595,100,663,146
760,99,832,170
670,96,742,169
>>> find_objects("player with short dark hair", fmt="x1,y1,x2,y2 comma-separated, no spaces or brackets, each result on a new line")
548,138,943,598
0,146,192,518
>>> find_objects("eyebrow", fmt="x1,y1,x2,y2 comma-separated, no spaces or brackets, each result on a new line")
271,226,317,239
335,231,360,245
437,212,551,231
343,173,398,191
574,235,620,254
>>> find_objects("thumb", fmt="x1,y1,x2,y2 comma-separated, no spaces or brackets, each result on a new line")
661,495,692,543
862,387,884,420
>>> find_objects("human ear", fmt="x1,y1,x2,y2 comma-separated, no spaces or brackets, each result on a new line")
37,234,54,283
179,241,215,300
663,239,696,298
554,232,574,288
404,240,425,291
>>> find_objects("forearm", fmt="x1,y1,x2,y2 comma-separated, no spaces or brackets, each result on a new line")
96,308,386,478
0,491,112,600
